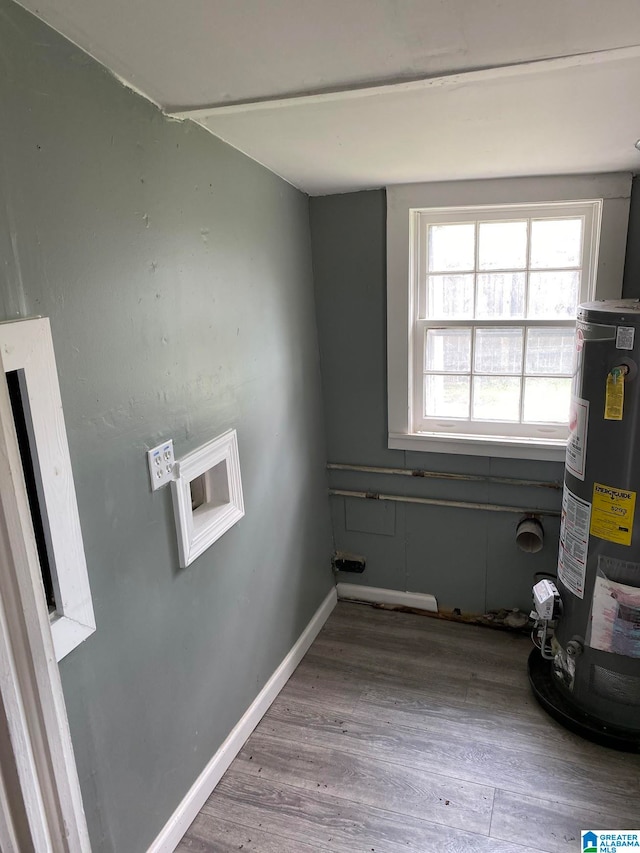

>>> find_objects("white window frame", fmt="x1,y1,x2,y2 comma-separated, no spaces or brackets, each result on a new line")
413,200,599,440
0,317,95,661
387,174,632,461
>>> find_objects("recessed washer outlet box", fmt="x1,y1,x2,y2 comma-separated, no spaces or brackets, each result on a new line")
171,429,244,568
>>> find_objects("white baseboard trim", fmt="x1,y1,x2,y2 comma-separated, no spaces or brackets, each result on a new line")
336,582,438,613
147,585,338,853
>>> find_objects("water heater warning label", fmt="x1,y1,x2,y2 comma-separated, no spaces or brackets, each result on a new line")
588,576,640,658
591,483,636,546
566,396,588,480
616,325,635,350
558,487,591,599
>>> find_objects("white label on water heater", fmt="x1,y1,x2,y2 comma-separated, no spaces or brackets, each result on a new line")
616,326,635,350
566,396,589,481
558,487,591,599
588,575,640,657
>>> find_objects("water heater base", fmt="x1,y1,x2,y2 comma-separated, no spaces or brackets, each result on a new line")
527,650,640,753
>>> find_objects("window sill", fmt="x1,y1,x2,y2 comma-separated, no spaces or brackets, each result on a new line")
388,431,567,461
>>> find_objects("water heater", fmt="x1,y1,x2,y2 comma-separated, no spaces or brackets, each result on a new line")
529,299,640,751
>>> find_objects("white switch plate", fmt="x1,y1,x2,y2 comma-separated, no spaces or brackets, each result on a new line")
147,439,175,491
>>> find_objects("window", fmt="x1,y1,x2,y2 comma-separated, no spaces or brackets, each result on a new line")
387,175,632,460
415,202,599,441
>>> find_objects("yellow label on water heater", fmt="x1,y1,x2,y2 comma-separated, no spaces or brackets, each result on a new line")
590,483,636,546
604,370,624,420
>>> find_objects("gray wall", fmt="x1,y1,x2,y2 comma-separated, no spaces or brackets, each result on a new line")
310,190,563,614
0,2,333,850
623,176,640,298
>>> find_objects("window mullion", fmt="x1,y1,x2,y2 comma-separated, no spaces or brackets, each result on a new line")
413,213,426,430
468,327,476,422
420,216,428,319
415,326,426,431
421,318,572,329
473,219,479,320
520,329,527,425
522,213,532,432
525,216,532,323
469,219,480,421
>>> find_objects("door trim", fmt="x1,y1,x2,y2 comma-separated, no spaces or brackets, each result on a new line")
0,317,95,661
0,343,91,850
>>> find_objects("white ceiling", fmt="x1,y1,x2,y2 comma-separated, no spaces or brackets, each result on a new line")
16,0,640,194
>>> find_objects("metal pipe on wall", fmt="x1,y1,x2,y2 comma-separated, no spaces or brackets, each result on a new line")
327,462,562,491
329,488,561,517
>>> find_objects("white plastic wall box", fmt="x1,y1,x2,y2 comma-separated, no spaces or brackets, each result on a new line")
171,429,244,568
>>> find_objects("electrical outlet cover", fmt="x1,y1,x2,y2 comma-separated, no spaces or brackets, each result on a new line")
147,439,175,491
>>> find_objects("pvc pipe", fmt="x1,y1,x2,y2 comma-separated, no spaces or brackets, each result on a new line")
326,462,561,491
329,488,561,517
516,517,545,552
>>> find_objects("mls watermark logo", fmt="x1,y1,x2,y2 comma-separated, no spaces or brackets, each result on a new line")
582,831,640,851
583,833,598,853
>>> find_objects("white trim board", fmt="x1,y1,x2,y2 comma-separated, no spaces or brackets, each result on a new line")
147,585,338,853
386,173,631,462
0,317,95,661
168,44,640,118
0,346,90,850
172,429,245,568
336,583,438,613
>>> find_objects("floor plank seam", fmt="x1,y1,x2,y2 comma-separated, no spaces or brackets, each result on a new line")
487,785,497,838
245,722,498,804
181,812,337,853
488,781,640,823
218,766,494,837
261,699,638,792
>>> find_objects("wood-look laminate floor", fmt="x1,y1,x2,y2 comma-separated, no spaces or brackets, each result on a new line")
176,602,640,853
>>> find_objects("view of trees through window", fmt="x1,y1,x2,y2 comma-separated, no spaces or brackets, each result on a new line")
421,215,583,426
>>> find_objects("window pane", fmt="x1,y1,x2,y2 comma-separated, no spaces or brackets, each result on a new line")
425,328,471,372
523,377,571,423
530,218,582,269
427,274,474,318
525,328,575,375
476,273,525,319
474,327,523,374
472,376,521,421
527,271,580,319
478,221,527,270
428,223,475,272
425,375,469,418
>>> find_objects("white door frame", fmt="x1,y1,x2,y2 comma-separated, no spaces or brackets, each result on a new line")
0,346,91,850
0,318,96,662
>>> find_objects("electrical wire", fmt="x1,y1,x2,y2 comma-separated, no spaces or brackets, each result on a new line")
539,620,555,660
531,618,556,658
530,627,543,650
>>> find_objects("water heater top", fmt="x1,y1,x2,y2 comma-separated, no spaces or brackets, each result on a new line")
578,299,640,324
